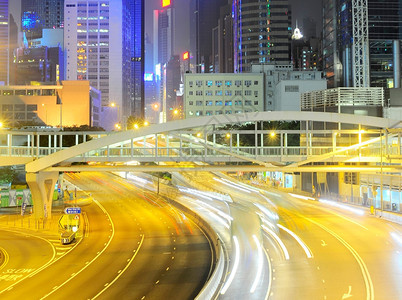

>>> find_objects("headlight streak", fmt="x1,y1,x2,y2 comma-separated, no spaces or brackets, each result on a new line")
213,177,251,193
319,199,365,216
178,186,232,202
193,201,230,229
391,232,402,247
221,178,260,193
220,236,241,295
196,200,233,223
126,173,150,186
277,224,313,258
254,202,279,221
178,187,213,201
258,214,277,232
250,235,264,293
289,193,315,201
262,225,290,260
221,178,261,193
259,193,277,207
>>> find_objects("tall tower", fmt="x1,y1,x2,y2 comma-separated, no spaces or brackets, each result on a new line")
323,0,401,88
0,0,9,84
192,0,228,73
232,0,292,73
21,0,64,40
153,2,174,67
64,0,144,119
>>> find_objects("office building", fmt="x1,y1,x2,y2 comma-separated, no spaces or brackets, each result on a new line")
64,0,144,120
21,0,64,42
0,1,9,84
252,63,326,111
212,1,233,73
232,0,292,73
14,46,63,85
184,73,264,118
191,0,228,73
0,81,100,128
323,0,402,88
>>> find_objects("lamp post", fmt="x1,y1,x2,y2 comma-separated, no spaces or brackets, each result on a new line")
110,102,121,129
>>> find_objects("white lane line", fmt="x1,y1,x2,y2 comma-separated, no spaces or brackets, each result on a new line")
278,224,313,258
40,198,114,299
307,217,374,300
92,234,145,299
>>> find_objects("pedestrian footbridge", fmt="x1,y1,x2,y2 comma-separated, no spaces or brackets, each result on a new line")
0,111,400,219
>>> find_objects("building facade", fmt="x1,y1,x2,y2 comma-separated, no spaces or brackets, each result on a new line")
322,0,402,88
21,0,64,42
0,81,100,128
251,63,326,111
64,0,144,119
232,0,292,73
0,0,9,84
184,73,264,118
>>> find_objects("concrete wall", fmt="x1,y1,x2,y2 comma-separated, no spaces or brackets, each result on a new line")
275,79,327,111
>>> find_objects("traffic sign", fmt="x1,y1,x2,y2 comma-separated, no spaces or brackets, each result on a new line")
64,207,81,214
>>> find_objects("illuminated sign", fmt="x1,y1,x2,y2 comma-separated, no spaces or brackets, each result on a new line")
162,0,171,7
144,73,154,82
155,63,161,79
182,51,189,61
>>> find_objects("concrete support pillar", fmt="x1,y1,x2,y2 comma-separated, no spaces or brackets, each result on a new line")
393,40,401,88
26,171,59,220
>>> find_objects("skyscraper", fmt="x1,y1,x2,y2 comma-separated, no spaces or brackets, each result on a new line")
192,0,228,73
232,0,292,73
323,0,402,88
0,0,9,84
64,0,144,119
21,0,64,40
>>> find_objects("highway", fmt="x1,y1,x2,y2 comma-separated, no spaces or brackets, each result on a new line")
0,172,212,299
177,172,402,300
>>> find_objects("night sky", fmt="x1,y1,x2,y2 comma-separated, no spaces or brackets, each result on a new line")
145,0,323,57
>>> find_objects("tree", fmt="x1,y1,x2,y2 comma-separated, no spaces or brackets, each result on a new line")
0,167,16,184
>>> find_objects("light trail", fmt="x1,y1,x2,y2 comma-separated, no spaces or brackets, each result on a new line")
220,236,241,295
250,235,264,293
319,198,365,216
213,177,251,193
277,224,313,258
262,225,290,260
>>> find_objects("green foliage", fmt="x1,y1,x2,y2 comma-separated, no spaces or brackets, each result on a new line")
0,167,16,184
214,121,300,147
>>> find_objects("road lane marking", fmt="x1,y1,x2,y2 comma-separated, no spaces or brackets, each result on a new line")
342,286,353,299
40,198,115,299
306,217,374,300
321,240,327,246
92,234,145,299
0,247,9,271
0,229,65,295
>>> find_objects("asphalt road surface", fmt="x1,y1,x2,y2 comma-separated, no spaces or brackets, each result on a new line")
0,172,212,300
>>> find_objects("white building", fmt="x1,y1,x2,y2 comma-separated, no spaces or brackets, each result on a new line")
64,0,122,108
184,73,264,119
251,64,327,111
